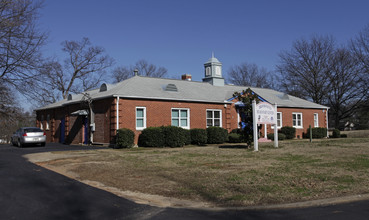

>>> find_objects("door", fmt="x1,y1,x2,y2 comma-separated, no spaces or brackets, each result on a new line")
60,117,65,143
83,117,89,145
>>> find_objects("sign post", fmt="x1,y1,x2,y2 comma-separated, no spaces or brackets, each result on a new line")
253,101,278,151
252,100,258,151
274,103,278,148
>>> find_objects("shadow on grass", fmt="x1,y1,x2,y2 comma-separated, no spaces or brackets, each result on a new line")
219,144,249,149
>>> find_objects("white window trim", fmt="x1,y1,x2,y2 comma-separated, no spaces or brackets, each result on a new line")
171,108,190,129
136,107,146,130
292,112,303,128
237,109,240,129
206,109,222,128
272,112,282,129
40,115,44,130
314,113,319,127
46,114,50,130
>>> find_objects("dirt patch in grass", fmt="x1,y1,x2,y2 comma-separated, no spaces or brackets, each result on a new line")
27,138,369,208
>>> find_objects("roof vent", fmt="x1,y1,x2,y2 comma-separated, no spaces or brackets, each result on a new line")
281,93,289,100
100,83,108,92
67,94,73,101
165,84,178,92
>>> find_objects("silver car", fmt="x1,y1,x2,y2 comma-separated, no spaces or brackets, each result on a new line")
11,127,46,147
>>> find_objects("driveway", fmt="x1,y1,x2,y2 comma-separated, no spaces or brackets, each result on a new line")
1,143,369,220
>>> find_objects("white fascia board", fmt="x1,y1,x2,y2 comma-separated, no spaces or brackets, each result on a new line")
112,95,233,104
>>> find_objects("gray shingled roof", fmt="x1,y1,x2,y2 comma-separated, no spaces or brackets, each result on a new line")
36,76,328,110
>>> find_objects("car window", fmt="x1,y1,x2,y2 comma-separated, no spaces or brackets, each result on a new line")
24,128,43,133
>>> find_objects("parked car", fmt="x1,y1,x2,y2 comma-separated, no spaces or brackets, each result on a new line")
11,127,46,147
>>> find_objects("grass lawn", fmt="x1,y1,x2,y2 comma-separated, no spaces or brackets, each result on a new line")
36,135,369,207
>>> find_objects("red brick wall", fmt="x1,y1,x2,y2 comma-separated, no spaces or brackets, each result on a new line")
36,97,328,145
264,107,328,138
36,104,89,145
117,98,235,143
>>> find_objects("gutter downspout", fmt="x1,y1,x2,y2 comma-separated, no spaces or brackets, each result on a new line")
326,108,329,138
116,96,119,131
90,105,94,144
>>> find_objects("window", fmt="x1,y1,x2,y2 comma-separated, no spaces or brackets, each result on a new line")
40,115,44,130
136,107,146,130
206,110,222,127
292,113,303,128
314,113,319,127
46,114,50,130
205,67,211,76
272,112,282,129
171,108,189,129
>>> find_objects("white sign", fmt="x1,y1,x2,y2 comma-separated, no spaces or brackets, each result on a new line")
256,102,276,125
252,101,278,151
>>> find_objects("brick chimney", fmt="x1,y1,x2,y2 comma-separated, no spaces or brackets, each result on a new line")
181,74,192,81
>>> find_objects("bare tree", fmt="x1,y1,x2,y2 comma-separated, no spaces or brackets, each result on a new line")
59,37,114,98
112,66,131,82
112,59,167,83
327,48,368,128
277,35,334,104
0,79,35,142
227,62,274,88
0,79,17,118
349,24,369,129
29,37,114,105
0,0,47,86
351,24,369,75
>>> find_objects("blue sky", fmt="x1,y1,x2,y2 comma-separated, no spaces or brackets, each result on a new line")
38,0,369,83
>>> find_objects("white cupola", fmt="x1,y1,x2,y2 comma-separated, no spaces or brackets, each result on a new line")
202,53,224,86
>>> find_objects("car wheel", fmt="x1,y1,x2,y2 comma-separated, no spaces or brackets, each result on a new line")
17,139,22,148
41,142,45,147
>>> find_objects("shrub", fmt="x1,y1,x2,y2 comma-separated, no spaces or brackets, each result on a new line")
183,129,191,145
228,133,243,143
206,127,228,144
138,127,165,147
267,133,286,141
230,128,242,134
340,134,348,138
280,126,296,139
308,127,327,139
190,128,207,145
115,128,135,148
332,129,341,138
229,128,245,142
161,126,186,147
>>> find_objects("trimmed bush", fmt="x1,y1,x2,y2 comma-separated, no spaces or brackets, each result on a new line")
308,127,328,139
332,129,341,138
228,133,243,143
138,127,165,147
280,126,296,139
115,128,135,148
230,128,242,134
267,133,286,141
190,128,207,145
183,129,191,145
206,127,228,144
161,126,186,147
229,128,245,142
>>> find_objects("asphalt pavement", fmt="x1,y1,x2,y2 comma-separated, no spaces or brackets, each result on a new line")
1,143,369,220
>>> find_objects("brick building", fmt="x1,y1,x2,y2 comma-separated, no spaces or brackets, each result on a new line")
35,55,329,145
